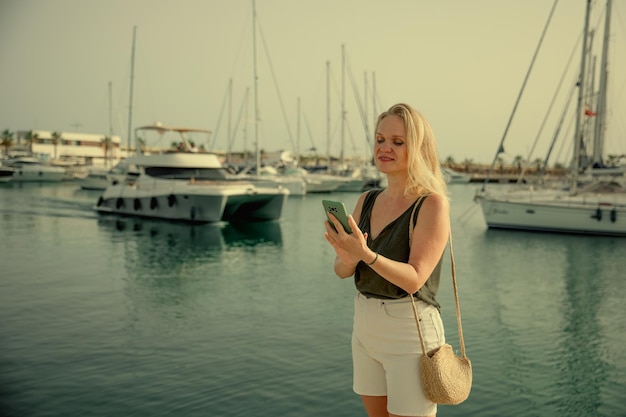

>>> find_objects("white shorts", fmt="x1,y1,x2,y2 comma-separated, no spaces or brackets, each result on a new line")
352,292,445,416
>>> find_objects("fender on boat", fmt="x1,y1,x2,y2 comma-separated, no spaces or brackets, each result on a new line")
591,208,602,221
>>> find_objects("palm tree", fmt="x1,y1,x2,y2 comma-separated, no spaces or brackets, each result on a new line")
25,130,40,152
101,136,113,167
51,131,62,160
1,129,14,155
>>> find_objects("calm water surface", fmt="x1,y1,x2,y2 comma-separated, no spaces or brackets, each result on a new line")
0,182,624,417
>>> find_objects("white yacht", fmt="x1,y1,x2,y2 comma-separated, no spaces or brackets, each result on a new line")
0,161,14,182
78,164,127,191
95,125,289,223
3,156,66,182
235,165,307,196
442,168,471,184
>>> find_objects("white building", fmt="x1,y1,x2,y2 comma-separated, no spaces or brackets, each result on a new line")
15,130,123,166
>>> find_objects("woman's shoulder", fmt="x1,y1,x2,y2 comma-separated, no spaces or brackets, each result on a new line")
424,192,449,207
353,189,382,221
360,188,383,205
421,193,450,217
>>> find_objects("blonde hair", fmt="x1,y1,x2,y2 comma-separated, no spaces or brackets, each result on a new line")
376,103,448,199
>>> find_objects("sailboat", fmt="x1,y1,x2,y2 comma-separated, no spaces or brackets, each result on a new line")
475,0,626,236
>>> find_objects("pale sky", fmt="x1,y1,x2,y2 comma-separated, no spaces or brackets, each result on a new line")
1,0,624,165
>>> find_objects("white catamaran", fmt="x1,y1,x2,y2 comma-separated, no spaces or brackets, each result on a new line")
95,124,289,224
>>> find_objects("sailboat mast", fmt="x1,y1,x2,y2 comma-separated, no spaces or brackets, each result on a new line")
592,0,612,165
228,78,233,156
297,97,301,163
252,0,260,175
364,72,369,152
341,44,346,168
371,72,377,133
571,0,592,193
326,60,330,166
127,26,137,155
108,81,113,166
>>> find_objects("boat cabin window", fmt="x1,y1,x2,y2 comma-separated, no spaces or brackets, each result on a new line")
144,167,230,180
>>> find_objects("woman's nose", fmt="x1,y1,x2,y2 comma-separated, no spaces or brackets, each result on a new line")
378,142,391,151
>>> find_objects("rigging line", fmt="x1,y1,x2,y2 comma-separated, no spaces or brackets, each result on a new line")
257,18,296,151
537,78,577,180
456,203,480,224
301,111,317,151
227,88,250,157
344,114,359,155
228,8,252,80
329,115,341,153
326,62,346,156
481,0,559,191
209,82,232,151
555,114,575,167
329,65,343,105
345,51,374,157
126,26,137,154
518,23,584,183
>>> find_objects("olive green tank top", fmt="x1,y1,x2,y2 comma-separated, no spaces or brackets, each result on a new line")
355,189,443,308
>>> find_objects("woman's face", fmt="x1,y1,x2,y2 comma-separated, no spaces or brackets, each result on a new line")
374,114,408,175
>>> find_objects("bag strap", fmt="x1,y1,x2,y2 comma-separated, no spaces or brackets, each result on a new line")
408,196,467,359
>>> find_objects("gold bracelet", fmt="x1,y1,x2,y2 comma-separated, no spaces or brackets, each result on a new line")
367,252,379,266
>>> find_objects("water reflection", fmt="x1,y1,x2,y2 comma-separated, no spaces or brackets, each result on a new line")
96,217,284,335
473,230,625,416
555,236,621,416
96,217,283,275
222,221,283,247
0,182,97,219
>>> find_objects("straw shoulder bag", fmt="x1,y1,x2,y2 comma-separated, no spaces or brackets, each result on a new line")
408,198,472,405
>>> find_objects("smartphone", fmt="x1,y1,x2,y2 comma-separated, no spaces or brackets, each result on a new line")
322,200,353,234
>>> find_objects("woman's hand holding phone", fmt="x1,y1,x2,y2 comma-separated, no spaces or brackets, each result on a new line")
322,200,353,234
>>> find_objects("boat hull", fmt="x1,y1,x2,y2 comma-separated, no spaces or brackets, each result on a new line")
477,192,626,236
95,177,288,224
0,168,13,182
78,169,126,191
246,176,307,196
222,190,289,221
96,189,227,224
10,166,66,182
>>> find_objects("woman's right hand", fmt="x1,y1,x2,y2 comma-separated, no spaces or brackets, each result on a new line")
324,214,370,270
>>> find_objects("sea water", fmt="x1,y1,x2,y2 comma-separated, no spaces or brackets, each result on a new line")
0,182,624,417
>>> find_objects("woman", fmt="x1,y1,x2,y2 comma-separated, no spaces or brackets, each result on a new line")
324,103,450,417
